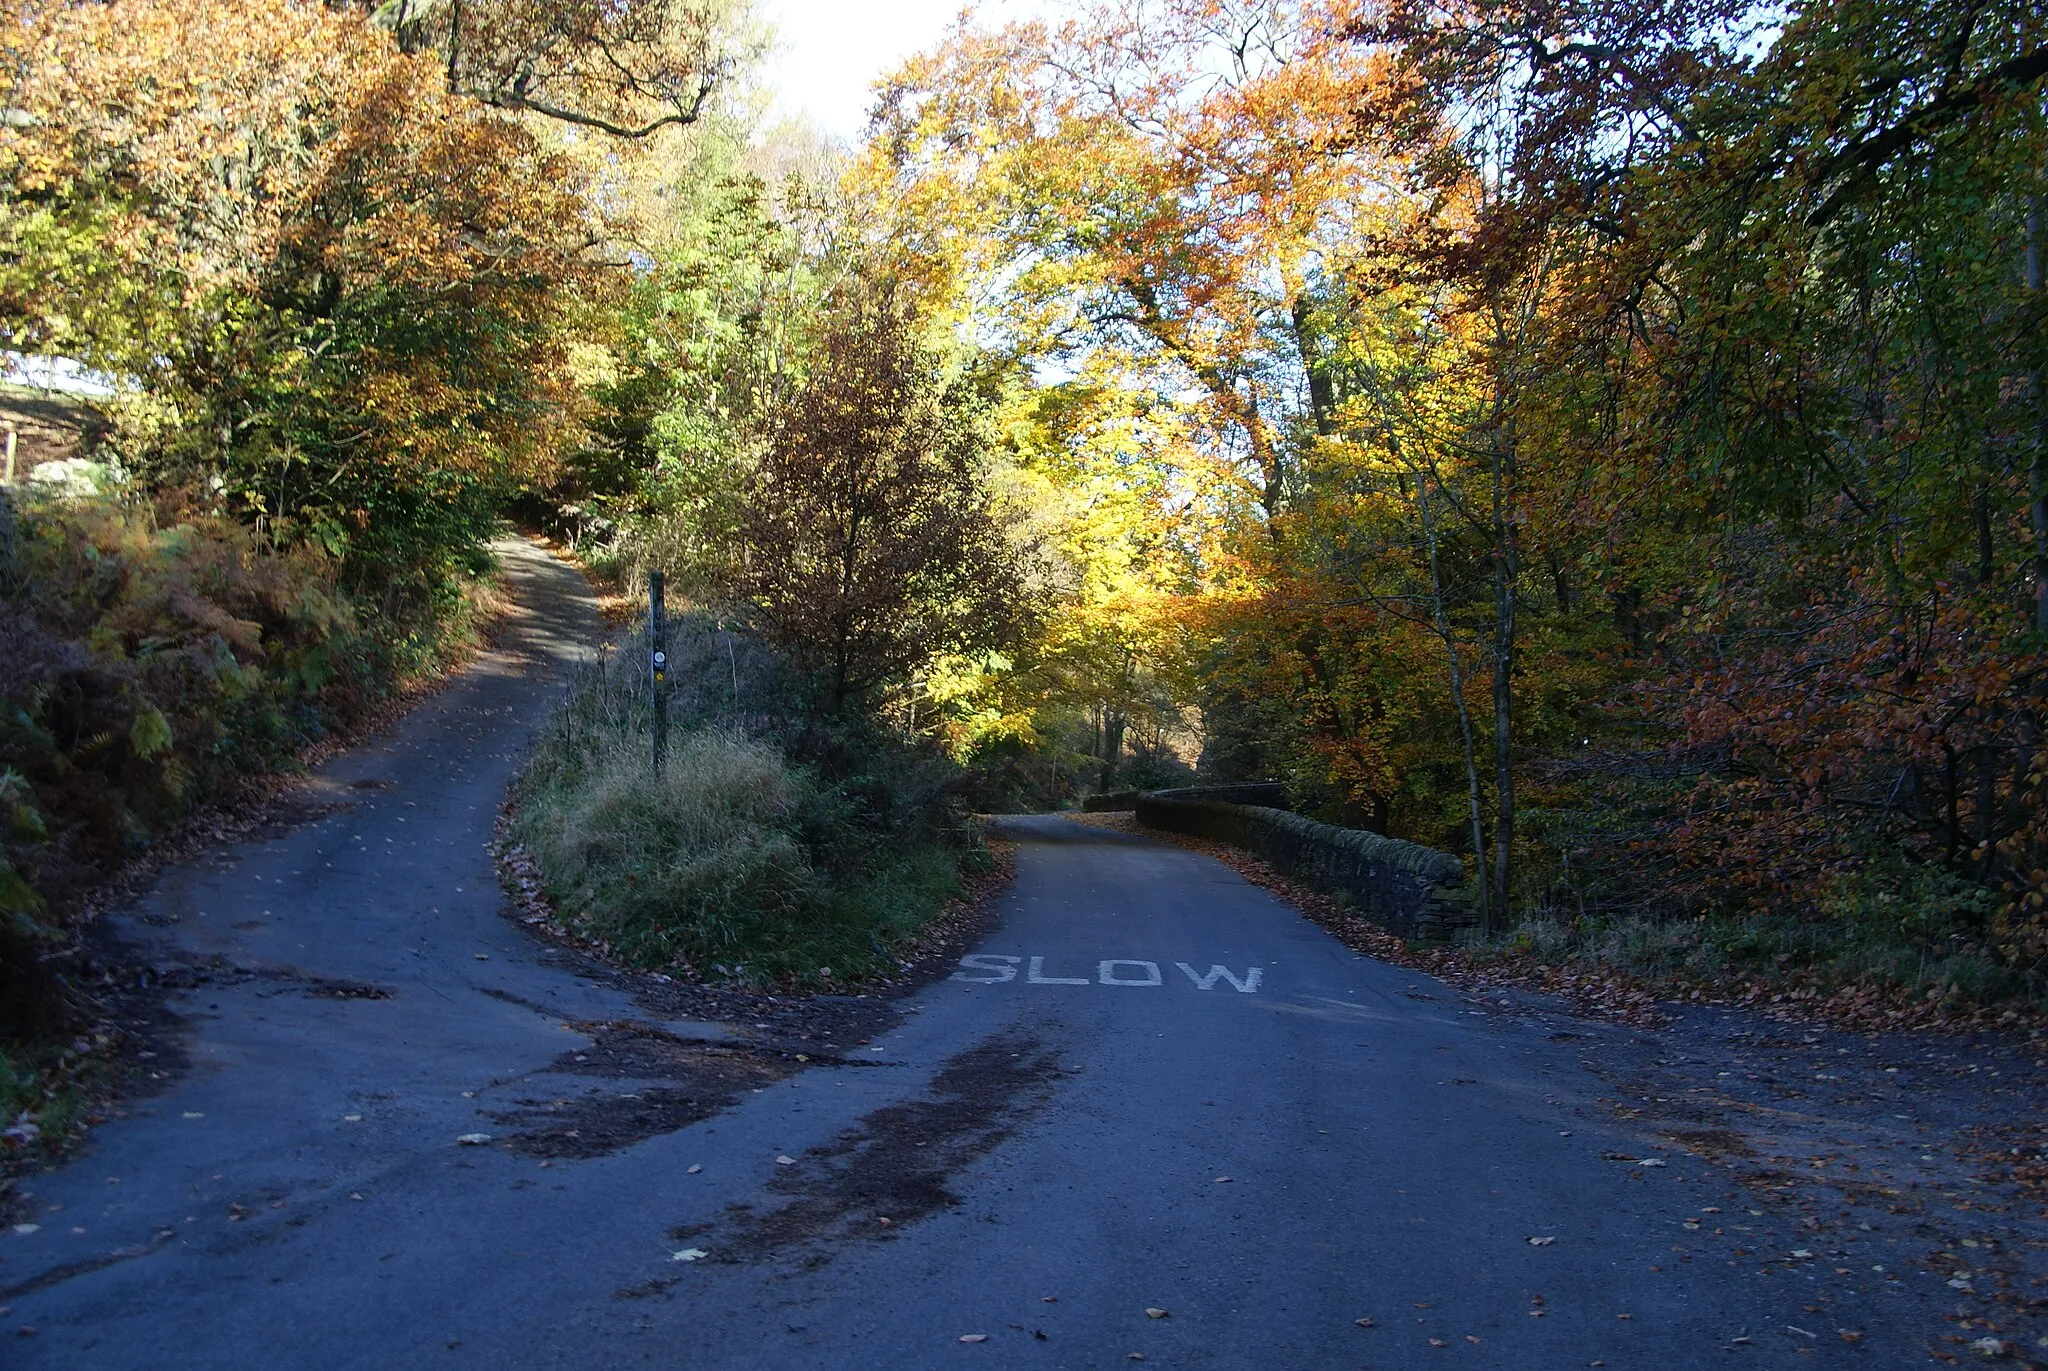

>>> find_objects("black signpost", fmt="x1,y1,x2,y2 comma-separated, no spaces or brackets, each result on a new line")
649,571,668,777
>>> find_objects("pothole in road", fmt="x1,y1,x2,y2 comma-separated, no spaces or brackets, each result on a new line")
296,977,393,1000
491,1086,748,1160
144,957,394,1001
487,1020,816,1159
1663,1126,1756,1161
669,1029,1065,1264
544,1019,796,1081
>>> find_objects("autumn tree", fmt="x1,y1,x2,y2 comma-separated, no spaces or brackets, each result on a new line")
917,375,1201,801
0,0,641,620
728,276,1031,713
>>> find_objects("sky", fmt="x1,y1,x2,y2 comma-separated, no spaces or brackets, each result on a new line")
760,0,1052,143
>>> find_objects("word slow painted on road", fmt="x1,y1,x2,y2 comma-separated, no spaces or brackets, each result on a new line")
953,955,1262,992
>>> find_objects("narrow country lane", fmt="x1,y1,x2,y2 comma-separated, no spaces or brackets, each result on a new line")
4,555,1945,1368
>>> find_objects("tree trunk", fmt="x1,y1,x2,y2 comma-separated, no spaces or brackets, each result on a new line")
1291,294,1337,438
1100,708,1126,791
1419,466,1492,926
1488,368,1521,934
2031,193,2048,630
445,0,463,87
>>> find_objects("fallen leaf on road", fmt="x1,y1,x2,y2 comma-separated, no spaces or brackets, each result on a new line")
455,1133,492,1146
686,1165,701,1174
877,1217,891,1226
1839,1330,1864,1343
1528,1236,1556,1246
10,1224,37,1235
1429,1337,1448,1347
958,1333,987,1343
182,1112,203,1120
1790,1249,1814,1260
1970,1337,2012,1356
671,1249,708,1262
1355,1318,1376,1328
1466,1335,1481,1343
775,1155,796,1166
1213,1176,1232,1183
1145,1308,1168,1319
1127,1355,1144,1362
343,1115,361,1123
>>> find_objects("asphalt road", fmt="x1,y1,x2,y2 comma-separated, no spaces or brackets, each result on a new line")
2,542,1944,1368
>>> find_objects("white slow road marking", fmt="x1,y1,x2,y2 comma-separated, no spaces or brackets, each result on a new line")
952,955,1262,992
1028,955,1086,985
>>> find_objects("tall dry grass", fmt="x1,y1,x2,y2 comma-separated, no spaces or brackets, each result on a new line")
511,633,979,986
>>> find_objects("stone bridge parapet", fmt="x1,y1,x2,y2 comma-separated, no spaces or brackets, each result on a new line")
1132,793,1479,943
